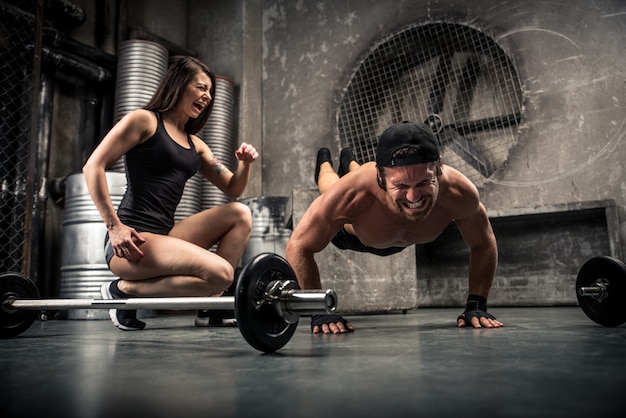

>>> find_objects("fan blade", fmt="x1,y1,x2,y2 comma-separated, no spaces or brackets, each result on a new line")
427,50,454,115
451,56,481,120
438,127,495,177
451,113,521,135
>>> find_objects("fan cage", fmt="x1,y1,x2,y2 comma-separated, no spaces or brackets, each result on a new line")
336,20,525,186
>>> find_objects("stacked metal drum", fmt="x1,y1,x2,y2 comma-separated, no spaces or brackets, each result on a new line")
175,75,237,221
240,197,292,266
59,40,169,318
59,173,126,319
110,40,169,172
199,75,237,211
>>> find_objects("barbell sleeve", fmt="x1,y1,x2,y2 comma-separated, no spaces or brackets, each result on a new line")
281,289,337,315
577,285,603,298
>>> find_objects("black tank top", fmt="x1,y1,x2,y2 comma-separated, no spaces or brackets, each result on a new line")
117,112,201,234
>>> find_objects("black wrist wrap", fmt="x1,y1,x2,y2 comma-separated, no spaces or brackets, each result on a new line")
465,294,487,312
458,294,496,323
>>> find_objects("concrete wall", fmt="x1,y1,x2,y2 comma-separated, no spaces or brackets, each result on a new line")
260,0,626,211
188,0,263,198
257,0,626,307
42,0,626,306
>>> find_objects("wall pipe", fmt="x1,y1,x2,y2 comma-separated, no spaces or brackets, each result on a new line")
128,26,197,58
39,46,113,83
42,28,116,71
29,72,54,287
20,0,44,279
1,3,117,73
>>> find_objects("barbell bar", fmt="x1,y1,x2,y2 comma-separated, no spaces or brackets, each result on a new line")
1,252,338,352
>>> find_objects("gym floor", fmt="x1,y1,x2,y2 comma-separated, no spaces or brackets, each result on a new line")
1,307,625,418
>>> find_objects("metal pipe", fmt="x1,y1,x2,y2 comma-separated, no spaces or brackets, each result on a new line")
27,71,54,286
42,28,116,71
43,0,86,29
0,3,116,72
79,87,101,167
40,46,112,83
128,26,197,57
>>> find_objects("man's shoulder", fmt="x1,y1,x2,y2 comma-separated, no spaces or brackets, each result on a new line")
319,169,382,216
437,166,481,215
440,165,479,195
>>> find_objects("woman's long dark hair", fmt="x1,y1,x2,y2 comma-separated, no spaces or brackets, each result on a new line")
144,56,216,134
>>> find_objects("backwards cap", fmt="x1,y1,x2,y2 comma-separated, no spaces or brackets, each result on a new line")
375,121,440,167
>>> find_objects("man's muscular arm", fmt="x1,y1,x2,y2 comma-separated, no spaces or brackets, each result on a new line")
457,202,498,297
286,184,361,334
286,193,343,289
454,199,502,328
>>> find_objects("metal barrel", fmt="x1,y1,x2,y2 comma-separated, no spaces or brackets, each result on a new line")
175,76,238,226
174,76,238,221
200,76,237,210
240,197,292,266
174,173,203,222
58,172,154,319
109,40,168,172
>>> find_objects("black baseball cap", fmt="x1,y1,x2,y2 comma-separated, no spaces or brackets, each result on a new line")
375,121,440,167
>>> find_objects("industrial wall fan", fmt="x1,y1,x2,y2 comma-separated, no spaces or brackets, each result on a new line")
337,21,525,186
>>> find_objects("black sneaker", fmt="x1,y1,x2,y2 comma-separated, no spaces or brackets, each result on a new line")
195,309,237,327
100,280,146,331
314,147,333,184
338,147,356,177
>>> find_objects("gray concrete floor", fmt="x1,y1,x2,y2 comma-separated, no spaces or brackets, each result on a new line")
1,307,625,418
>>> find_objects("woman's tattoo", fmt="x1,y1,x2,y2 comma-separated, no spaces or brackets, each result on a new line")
210,158,224,175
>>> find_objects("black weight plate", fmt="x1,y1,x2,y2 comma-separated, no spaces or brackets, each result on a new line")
0,272,40,338
576,256,626,327
235,253,299,352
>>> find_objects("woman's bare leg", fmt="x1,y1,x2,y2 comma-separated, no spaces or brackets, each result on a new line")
109,235,233,296
171,202,252,268
108,202,252,297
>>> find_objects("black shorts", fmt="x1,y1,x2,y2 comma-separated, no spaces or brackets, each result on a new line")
331,228,405,257
103,227,157,267
104,233,114,267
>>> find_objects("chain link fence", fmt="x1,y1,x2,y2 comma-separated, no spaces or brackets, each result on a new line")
0,2,37,276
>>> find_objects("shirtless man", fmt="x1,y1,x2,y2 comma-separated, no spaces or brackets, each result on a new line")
285,121,503,334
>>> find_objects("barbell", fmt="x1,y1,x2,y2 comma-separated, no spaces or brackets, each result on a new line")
0,252,337,352
3,252,623,348
576,255,626,327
